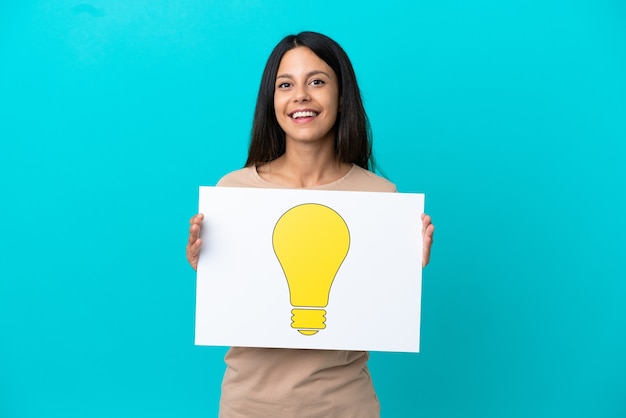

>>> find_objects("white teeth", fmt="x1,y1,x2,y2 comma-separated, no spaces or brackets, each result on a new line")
291,111,318,119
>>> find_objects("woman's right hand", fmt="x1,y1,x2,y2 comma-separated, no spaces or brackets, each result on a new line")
186,213,204,271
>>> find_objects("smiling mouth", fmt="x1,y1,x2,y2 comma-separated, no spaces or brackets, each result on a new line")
290,110,319,119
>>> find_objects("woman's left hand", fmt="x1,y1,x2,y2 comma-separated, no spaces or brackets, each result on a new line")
422,213,434,267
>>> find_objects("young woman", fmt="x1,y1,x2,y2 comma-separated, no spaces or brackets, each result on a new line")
186,31,434,417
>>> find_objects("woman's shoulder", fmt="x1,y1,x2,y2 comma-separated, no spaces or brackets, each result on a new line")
334,165,397,192
216,166,262,187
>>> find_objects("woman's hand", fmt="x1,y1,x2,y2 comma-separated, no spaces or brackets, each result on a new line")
186,213,204,271
422,213,434,268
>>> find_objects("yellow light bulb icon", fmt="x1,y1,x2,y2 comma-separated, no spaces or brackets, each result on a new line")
272,203,350,336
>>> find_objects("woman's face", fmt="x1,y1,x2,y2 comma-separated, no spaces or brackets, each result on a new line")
274,47,340,148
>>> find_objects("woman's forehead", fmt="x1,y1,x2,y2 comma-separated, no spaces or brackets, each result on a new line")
276,47,335,78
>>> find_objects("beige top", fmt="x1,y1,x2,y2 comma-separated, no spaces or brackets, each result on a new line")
216,164,396,418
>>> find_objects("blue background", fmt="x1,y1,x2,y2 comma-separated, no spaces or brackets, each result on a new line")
1,1,625,417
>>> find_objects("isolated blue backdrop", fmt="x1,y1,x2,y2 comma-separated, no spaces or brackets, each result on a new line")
1,1,625,417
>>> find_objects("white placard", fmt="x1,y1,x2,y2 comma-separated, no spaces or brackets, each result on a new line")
195,186,424,352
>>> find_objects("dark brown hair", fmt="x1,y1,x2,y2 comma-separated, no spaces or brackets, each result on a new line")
245,31,374,171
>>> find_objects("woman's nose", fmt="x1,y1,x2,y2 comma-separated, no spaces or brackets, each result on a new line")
293,85,310,102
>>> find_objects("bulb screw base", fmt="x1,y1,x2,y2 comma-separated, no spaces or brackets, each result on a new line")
291,308,326,335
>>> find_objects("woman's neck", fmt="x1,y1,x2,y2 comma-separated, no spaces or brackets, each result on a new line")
257,142,351,188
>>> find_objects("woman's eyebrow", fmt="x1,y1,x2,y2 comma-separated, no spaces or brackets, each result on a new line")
276,70,331,80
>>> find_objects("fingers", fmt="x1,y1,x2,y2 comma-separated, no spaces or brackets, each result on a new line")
421,213,431,231
189,213,204,228
186,213,204,271
421,213,434,268
187,235,203,254
187,213,204,244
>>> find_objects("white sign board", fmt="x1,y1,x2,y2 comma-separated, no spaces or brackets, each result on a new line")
195,186,424,352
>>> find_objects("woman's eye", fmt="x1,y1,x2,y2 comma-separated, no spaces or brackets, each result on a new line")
277,82,291,89
310,79,325,86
